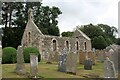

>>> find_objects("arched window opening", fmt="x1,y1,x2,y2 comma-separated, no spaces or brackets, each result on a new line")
84,42,87,51
53,40,57,51
66,41,69,50
76,41,79,50
28,32,31,43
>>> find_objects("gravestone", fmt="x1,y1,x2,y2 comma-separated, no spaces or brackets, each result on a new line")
30,54,38,77
97,50,106,63
58,48,68,72
53,51,59,62
104,57,116,78
14,45,26,75
79,51,86,64
118,47,120,75
109,49,118,73
84,58,92,70
0,41,2,80
46,52,52,64
66,52,77,74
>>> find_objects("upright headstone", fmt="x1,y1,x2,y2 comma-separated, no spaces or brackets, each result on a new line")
0,41,2,80
58,48,68,72
53,51,59,62
109,48,118,73
46,52,52,64
14,45,26,74
84,58,92,70
30,54,38,77
97,50,106,63
104,57,116,78
66,52,77,74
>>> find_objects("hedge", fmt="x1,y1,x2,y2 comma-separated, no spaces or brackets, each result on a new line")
2,47,17,64
23,47,41,63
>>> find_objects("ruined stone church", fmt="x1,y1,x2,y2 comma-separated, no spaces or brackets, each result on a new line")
21,9,92,59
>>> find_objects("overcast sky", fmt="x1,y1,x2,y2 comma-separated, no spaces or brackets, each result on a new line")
42,0,119,34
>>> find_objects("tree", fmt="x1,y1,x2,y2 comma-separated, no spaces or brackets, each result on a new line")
92,36,107,49
80,23,117,49
61,31,73,37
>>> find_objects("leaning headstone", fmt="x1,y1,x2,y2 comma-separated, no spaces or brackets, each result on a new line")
84,58,92,70
66,52,77,74
104,57,116,78
14,45,26,75
0,41,2,80
58,48,68,72
30,54,38,77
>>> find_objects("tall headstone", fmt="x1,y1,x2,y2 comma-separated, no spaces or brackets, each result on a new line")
30,54,38,77
109,49,118,73
66,52,77,74
104,57,116,78
14,45,26,74
58,48,68,72
0,41,2,80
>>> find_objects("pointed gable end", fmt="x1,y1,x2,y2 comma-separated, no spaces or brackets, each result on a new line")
73,28,91,40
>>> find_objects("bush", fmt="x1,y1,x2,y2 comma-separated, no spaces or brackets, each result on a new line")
2,47,17,64
23,47,41,63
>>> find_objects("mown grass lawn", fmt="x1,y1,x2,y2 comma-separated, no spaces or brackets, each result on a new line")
2,61,104,79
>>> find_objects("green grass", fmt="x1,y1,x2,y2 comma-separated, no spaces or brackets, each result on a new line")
2,61,104,78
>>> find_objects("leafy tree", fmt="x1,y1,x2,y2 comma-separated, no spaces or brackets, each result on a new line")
80,23,117,49
92,36,107,49
61,31,73,37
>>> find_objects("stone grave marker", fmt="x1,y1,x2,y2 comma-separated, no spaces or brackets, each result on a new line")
58,48,68,72
14,45,26,75
84,58,92,70
53,51,59,62
30,54,38,77
66,51,77,74
109,48,118,73
104,57,116,78
97,50,106,63
46,51,52,64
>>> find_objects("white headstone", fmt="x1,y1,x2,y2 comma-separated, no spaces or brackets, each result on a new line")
30,54,38,77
